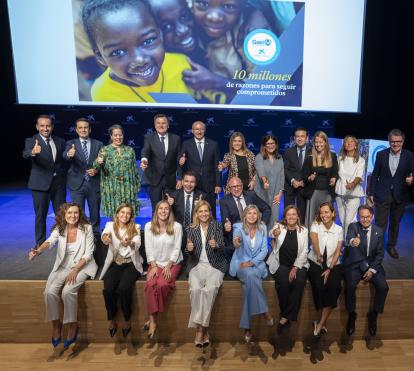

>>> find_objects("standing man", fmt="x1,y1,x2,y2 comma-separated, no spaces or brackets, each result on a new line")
140,114,181,211
22,115,66,246
283,127,311,224
369,129,414,258
64,118,103,235
179,120,221,217
343,205,389,337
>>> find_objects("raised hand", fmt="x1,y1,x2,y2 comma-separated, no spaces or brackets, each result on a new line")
224,218,232,232
101,233,112,246
97,152,105,165
176,180,182,190
187,239,194,252
67,144,76,158
272,223,281,238
165,193,174,206
32,139,41,155
140,159,148,170
218,161,227,171
351,233,361,247
179,153,187,166
233,236,242,248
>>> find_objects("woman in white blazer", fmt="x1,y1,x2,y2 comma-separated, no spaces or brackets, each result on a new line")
101,203,142,340
267,205,308,333
29,202,97,352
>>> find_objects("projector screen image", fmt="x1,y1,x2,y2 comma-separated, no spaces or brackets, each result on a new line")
7,0,366,112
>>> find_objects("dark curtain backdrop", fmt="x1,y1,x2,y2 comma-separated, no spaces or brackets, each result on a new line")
0,0,411,183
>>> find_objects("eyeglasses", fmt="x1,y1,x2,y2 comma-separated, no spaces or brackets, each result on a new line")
359,216,372,220
229,184,242,189
390,141,403,144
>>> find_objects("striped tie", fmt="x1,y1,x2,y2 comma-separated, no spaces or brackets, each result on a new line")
82,141,90,181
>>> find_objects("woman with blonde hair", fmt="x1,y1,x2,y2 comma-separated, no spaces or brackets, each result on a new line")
219,131,256,193
143,200,183,339
335,135,366,238
100,203,142,340
230,204,273,343
267,205,308,334
28,202,97,352
302,131,338,228
185,200,227,347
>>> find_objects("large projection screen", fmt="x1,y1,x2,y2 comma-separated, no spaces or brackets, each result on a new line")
7,0,366,112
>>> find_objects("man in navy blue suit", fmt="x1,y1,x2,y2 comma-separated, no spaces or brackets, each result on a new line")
178,121,221,218
369,129,414,258
64,118,103,234
343,205,389,337
220,176,271,258
23,115,66,246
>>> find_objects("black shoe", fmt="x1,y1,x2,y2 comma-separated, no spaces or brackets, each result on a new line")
277,320,291,335
346,312,357,336
109,326,117,338
367,311,377,336
122,327,131,337
312,320,321,340
387,246,399,259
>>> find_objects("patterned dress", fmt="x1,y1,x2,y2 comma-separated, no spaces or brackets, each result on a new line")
93,144,140,217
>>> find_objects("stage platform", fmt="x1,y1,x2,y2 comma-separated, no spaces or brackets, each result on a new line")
1,280,413,343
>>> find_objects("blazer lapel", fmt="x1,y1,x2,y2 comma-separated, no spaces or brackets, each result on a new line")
72,227,84,258
38,135,54,162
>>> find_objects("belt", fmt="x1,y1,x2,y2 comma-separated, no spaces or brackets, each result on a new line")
114,255,132,265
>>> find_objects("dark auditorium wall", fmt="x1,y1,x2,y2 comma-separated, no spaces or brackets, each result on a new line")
0,0,411,183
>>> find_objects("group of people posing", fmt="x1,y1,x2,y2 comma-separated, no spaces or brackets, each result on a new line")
24,113,413,353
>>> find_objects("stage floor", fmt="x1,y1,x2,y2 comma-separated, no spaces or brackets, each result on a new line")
1,185,413,279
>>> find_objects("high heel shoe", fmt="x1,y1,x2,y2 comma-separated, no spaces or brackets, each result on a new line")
108,326,117,338
244,334,251,344
122,327,131,337
51,336,61,348
63,327,79,350
267,318,274,326
313,320,321,340
202,333,210,348
142,321,150,331
147,324,157,340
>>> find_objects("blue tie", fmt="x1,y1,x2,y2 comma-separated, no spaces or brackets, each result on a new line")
82,141,90,181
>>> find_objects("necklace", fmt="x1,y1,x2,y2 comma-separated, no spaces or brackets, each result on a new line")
128,70,165,102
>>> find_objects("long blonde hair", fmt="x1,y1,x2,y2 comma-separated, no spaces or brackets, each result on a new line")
312,131,332,168
190,200,213,229
339,135,360,162
242,204,265,236
113,203,139,240
150,200,175,235
229,131,247,154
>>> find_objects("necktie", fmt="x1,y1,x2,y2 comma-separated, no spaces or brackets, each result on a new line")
361,228,369,256
160,136,166,157
82,140,89,162
236,197,244,221
298,148,304,167
45,138,53,158
197,141,203,161
184,194,191,227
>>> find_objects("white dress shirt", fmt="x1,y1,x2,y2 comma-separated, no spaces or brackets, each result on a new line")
40,134,56,161
199,226,209,263
308,222,343,267
158,133,169,154
232,194,247,210
336,156,365,197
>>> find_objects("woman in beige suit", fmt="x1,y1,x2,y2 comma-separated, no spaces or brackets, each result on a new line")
29,202,97,352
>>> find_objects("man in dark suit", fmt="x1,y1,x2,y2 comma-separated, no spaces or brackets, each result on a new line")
220,176,271,256
178,120,221,218
64,118,103,235
283,127,311,224
140,114,181,211
22,115,66,246
369,128,414,258
343,205,389,337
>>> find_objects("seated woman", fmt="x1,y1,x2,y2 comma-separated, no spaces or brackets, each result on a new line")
144,200,183,339
267,205,308,334
28,202,97,352
100,203,142,341
308,202,343,338
229,204,273,343
185,201,228,348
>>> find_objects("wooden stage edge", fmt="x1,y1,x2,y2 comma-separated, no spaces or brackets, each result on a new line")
0,279,413,343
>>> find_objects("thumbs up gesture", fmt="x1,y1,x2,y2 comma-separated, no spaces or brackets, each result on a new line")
165,193,174,206
272,223,281,238
218,161,227,171
97,151,105,164
179,153,187,166
67,144,76,158
233,235,242,248
351,233,361,247
224,218,232,232
187,239,194,252
209,238,217,249
32,139,41,156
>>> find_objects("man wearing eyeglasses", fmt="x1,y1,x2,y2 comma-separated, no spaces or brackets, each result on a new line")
220,176,271,258
368,128,414,258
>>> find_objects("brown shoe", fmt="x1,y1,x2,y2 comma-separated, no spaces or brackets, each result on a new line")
387,246,399,259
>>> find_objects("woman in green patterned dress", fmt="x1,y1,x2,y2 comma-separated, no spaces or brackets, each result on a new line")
94,125,140,216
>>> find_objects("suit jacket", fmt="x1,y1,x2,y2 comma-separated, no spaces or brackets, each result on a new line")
301,151,339,199
283,145,311,195
343,222,384,273
64,138,103,191
369,148,414,204
45,224,98,278
169,188,205,225
22,134,66,191
180,137,221,192
266,224,309,274
229,223,268,278
185,220,228,274
141,132,181,188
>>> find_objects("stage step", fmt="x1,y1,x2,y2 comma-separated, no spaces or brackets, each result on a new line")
0,280,413,342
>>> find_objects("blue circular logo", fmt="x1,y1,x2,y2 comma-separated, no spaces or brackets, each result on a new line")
243,29,281,66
